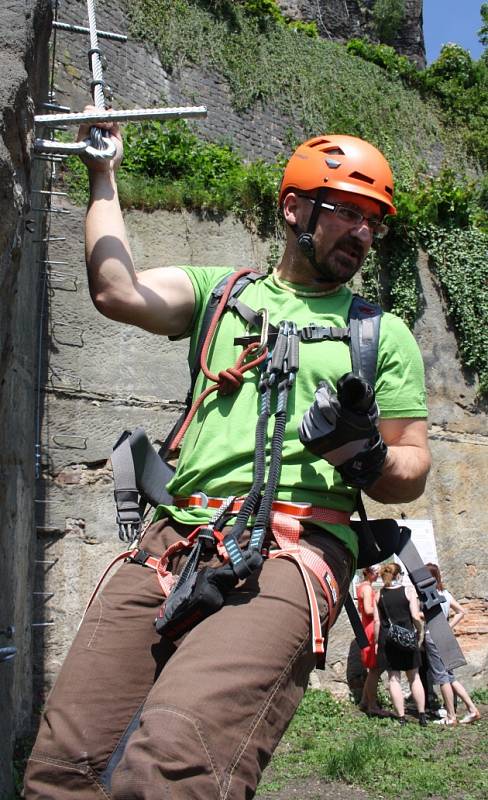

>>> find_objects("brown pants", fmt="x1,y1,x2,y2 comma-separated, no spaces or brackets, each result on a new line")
25,518,352,800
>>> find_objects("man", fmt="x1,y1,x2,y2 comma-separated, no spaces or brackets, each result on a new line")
25,120,430,799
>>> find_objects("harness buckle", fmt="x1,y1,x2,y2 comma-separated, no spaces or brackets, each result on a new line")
193,491,209,509
301,323,319,342
415,576,443,611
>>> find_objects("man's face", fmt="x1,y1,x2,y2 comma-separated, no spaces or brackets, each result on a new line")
295,189,383,284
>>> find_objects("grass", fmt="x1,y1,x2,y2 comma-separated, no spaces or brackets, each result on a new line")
258,689,488,799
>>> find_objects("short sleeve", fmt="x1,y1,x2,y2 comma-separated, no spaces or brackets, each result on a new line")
375,312,428,419
168,265,233,343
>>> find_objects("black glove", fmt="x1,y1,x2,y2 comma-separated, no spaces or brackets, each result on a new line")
298,372,387,487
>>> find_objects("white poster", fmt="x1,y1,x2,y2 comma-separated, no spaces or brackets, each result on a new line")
394,519,438,588
352,519,438,594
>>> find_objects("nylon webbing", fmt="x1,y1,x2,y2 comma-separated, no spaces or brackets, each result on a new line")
397,534,466,670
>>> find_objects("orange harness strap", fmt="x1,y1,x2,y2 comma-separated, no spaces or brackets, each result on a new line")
83,513,341,662
268,511,340,659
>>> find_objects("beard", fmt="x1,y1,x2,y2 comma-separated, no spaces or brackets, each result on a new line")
312,234,367,284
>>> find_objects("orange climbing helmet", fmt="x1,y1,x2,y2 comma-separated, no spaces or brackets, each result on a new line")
279,134,396,216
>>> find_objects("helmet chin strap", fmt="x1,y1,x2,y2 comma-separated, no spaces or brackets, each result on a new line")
292,188,329,278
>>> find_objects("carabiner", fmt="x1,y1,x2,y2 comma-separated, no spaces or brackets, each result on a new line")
253,308,269,357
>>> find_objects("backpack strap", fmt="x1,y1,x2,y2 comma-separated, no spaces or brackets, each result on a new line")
348,295,382,386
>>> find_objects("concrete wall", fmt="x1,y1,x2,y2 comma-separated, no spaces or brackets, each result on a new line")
0,1,51,795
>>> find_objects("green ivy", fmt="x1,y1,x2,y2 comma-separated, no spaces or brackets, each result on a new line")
61,120,282,235
347,38,488,168
421,226,488,396
123,0,451,180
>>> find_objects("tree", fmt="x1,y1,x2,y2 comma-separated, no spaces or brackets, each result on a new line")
372,0,405,45
479,3,488,49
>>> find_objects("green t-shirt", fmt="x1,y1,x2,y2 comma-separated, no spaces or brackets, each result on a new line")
159,267,428,558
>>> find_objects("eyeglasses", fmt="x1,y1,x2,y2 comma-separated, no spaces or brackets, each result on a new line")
298,194,389,239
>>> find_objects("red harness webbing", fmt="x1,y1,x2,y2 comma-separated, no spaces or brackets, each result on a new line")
83,514,340,661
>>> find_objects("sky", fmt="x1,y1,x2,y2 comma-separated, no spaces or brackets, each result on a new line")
423,0,485,63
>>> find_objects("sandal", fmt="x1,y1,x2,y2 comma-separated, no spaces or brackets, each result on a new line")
433,717,457,726
460,709,480,724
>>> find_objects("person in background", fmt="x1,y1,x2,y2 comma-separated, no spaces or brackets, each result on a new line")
374,562,427,726
356,566,386,715
424,563,480,726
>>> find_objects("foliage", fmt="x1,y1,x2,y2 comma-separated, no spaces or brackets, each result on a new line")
240,0,318,37
123,0,447,178
258,689,488,799
61,0,488,395
420,226,488,395
479,3,488,49
347,38,488,169
371,0,405,45
61,120,282,234
472,686,488,704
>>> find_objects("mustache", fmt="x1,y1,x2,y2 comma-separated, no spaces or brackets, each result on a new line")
334,235,364,258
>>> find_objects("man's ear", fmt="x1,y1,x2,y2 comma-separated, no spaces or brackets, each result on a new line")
282,191,299,226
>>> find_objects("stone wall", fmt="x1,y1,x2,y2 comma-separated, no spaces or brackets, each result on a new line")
278,0,425,65
0,1,51,795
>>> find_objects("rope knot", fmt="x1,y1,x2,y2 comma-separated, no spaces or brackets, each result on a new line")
217,367,245,395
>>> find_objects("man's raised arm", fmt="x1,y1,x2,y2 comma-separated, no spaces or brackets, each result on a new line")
79,109,195,337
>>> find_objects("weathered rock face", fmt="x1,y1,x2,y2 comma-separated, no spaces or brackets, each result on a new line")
0,0,51,794
278,0,425,66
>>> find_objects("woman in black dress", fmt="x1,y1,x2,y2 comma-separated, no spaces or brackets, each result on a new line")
374,562,427,725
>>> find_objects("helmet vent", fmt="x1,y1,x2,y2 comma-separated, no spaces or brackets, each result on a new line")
324,146,344,155
349,170,374,185
384,185,394,196
325,158,341,169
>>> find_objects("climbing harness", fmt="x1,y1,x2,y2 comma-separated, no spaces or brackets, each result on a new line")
107,268,465,669
34,0,207,160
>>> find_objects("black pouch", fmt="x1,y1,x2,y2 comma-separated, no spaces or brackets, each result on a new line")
386,623,418,651
155,565,238,640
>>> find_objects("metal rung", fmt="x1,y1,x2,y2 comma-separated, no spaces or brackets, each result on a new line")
33,154,67,162
41,101,71,112
32,622,55,628
38,260,71,266
33,190,68,197
32,207,71,215
35,105,207,127
53,20,127,42
33,237,67,243
33,592,55,598
35,559,58,565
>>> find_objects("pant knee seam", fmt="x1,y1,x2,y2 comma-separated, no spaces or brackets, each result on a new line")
28,752,112,798
223,631,310,800
86,595,104,649
144,705,222,794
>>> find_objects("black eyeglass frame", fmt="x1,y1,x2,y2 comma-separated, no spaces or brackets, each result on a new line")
297,194,389,239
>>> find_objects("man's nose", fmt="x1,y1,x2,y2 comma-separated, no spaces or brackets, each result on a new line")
350,220,374,242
